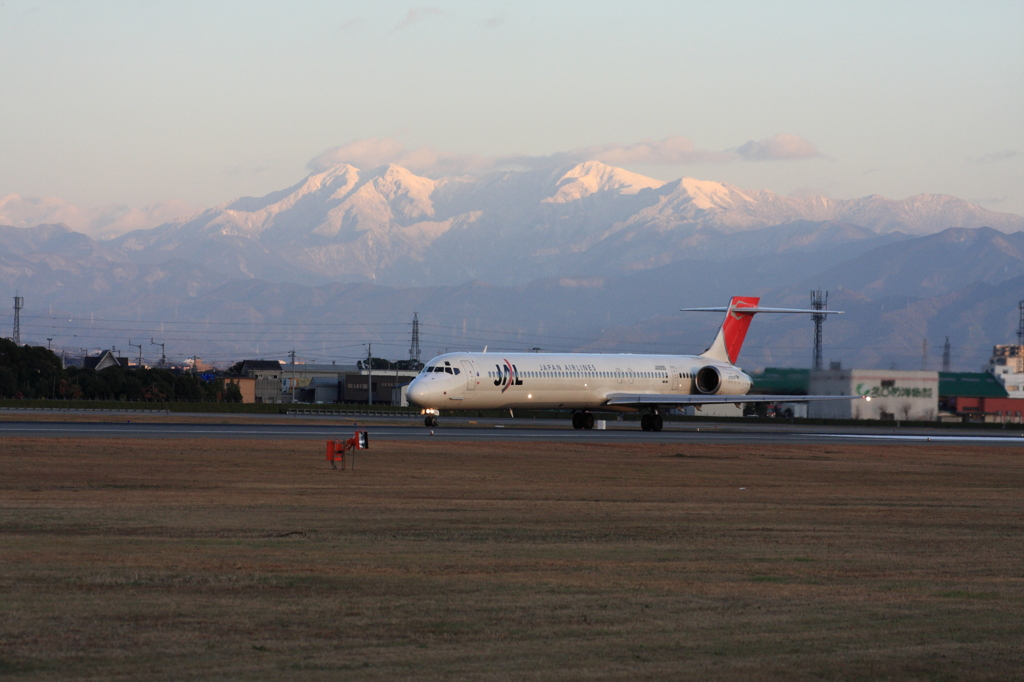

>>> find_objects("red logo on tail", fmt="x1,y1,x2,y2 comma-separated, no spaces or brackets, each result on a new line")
722,296,759,364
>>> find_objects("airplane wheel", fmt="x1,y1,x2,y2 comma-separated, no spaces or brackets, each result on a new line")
640,414,652,431
571,413,583,430
583,413,594,430
425,416,432,427
425,416,438,427
651,414,663,432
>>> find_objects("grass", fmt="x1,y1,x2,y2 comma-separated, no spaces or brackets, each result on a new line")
1,437,1023,680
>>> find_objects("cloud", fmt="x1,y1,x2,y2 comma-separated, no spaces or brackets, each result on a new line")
0,194,202,239
338,18,365,33
969,150,1018,164
970,195,1008,206
734,133,821,161
483,14,504,28
392,7,442,31
558,136,732,166
308,133,822,177
308,138,494,176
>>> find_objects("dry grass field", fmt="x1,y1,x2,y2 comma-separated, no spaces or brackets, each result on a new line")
1,437,1022,681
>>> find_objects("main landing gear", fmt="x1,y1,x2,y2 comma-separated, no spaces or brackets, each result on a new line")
424,415,438,427
640,411,663,432
571,411,595,430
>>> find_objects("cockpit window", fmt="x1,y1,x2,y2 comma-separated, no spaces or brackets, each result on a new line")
434,367,445,372
424,366,434,373
444,367,454,374
453,367,460,375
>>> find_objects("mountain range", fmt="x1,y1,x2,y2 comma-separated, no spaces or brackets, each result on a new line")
1,161,1023,371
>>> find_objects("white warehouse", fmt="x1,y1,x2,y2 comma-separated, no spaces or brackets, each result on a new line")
808,369,939,421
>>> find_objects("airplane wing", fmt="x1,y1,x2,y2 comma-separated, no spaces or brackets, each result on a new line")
605,393,861,407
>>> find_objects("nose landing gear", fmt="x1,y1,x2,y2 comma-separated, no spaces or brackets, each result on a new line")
571,411,595,430
424,415,438,428
640,411,663,432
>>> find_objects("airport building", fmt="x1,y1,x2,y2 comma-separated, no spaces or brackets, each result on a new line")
987,344,1024,398
744,366,1024,422
233,360,283,403
940,372,1022,423
808,369,939,421
341,371,418,404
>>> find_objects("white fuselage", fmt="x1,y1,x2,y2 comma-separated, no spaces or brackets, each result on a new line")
406,352,753,412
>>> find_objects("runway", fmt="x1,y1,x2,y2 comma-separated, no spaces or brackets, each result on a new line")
2,418,1023,446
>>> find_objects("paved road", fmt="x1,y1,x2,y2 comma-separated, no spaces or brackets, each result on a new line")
2,418,1023,446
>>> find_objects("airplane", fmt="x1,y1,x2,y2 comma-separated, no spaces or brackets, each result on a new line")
406,296,858,430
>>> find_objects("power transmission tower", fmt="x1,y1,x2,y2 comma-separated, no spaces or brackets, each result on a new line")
810,290,828,370
921,338,929,371
128,340,143,368
409,313,421,365
12,295,23,345
942,336,951,372
150,339,165,367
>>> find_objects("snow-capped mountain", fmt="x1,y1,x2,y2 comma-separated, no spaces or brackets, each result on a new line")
103,161,1024,287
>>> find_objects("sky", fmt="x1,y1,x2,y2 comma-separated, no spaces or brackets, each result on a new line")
1,0,1022,232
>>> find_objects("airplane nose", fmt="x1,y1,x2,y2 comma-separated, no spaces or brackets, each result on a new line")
407,379,433,407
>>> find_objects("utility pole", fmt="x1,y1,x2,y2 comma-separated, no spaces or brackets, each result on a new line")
1015,300,1024,374
288,348,296,400
13,294,23,345
942,337,951,372
150,339,165,367
366,343,373,406
921,338,929,371
409,313,421,366
46,337,53,350
810,289,828,370
128,339,143,368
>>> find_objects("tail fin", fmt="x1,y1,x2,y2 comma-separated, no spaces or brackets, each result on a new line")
699,296,759,364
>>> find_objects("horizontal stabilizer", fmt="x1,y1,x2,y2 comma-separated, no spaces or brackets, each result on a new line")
605,393,861,407
680,306,843,314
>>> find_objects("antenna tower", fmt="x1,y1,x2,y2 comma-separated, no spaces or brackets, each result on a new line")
409,312,421,365
13,295,23,345
942,336,951,372
1018,300,1024,347
810,290,827,370
921,338,929,371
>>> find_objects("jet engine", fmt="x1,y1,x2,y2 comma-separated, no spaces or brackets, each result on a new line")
694,365,752,395
695,366,722,394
